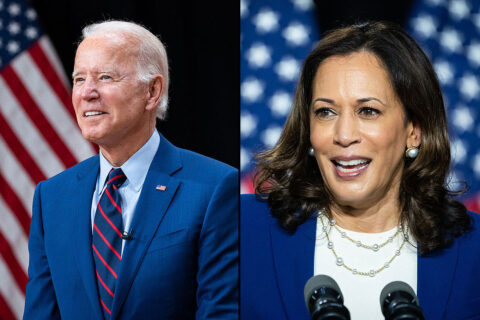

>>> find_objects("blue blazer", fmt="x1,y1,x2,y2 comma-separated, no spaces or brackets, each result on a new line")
24,134,239,320
241,194,480,320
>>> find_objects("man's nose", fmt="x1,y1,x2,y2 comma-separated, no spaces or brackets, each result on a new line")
333,112,361,147
80,78,100,100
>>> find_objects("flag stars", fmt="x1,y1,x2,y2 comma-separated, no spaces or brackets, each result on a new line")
473,14,480,31
472,153,480,177
411,15,437,39
291,0,313,11
241,78,265,103
434,60,454,85
6,40,19,54
245,43,272,68
7,2,20,16
26,8,37,20
240,148,251,171
439,28,463,53
275,56,300,81
261,126,283,147
453,105,474,132
282,22,309,46
466,42,480,67
241,111,258,138
269,91,292,117
448,0,469,20
25,26,38,39
253,8,279,34
451,139,467,164
7,21,21,35
459,74,480,100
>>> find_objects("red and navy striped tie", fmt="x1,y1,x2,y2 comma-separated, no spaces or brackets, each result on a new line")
92,168,126,319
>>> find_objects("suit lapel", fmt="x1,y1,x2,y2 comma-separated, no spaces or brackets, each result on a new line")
417,240,459,319
270,216,316,320
73,157,104,320
110,135,182,320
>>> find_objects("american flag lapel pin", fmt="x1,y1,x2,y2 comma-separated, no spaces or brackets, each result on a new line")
156,185,167,191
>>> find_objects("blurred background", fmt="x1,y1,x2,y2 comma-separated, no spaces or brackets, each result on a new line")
241,0,480,216
0,0,237,318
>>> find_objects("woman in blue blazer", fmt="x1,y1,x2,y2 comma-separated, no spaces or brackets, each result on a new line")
241,21,480,319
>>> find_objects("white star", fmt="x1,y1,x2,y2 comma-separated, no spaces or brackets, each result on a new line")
252,8,279,33
466,42,480,67
439,28,463,53
411,15,437,39
241,111,258,138
446,170,464,192
245,42,272,68
6,40,19,54
472,153,480,177
451,139,467,164
25,26,38,39
291,0,313,11
426,0,446,5
8,2,20,16
434,60,454,85
8,21,20,35
449,0,469,20
473,13,480,31
282,22,309,46
240,147,251,171
453,105,474,132
261,126,283,147
275,56,300,81
459,74,480,100
26,8,37,20
241,78,265,103
269,91,292,117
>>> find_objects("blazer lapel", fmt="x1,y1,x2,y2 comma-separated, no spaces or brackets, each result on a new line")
110,135,182,320
270,216,316,320
417,240,459,319
73,157,104,320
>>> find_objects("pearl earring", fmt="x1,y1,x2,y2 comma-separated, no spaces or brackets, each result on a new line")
405,146,419,159
308,147,315,156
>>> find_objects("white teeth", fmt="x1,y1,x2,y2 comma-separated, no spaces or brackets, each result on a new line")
336,163,369,173
85,111,103,117
336,159,369,166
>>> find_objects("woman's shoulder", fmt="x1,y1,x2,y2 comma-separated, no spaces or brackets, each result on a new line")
241,194,276,229
464,211,480,243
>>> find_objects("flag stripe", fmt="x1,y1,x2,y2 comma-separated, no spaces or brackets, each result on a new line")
0,137,35,215
38,37,70,91
29,39,75,119
0,112,46,184
0,233,27,294
0,65,77,168
12,52,94,163
0,196,29,273
0,294,16,320
0,256,25,319
0,176,31,236
0,77,66,178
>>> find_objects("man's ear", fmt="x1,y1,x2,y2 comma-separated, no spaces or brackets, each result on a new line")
146,75,164,111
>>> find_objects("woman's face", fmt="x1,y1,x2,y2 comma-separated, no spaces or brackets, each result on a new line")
309,51,420,210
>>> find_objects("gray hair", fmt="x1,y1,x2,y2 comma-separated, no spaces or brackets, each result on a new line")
81,20,169,119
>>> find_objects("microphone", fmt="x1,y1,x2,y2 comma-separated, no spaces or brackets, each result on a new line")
122,229,134,240
380,281,425,320
304,275,351,320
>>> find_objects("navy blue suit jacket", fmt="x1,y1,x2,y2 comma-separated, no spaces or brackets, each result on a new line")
24,134,239,320
241,194,480,320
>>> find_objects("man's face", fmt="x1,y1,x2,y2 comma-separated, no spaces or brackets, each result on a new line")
72,35,151,148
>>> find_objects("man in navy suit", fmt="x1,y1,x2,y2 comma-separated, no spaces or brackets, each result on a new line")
23,20,238,319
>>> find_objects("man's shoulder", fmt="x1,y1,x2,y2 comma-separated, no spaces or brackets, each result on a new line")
175,146,237,179
40,154,99,188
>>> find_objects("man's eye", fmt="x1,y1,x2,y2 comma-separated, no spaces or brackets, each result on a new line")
100,75,112,80
73,77,84,84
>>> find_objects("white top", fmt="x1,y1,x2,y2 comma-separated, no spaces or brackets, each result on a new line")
314,214,417,320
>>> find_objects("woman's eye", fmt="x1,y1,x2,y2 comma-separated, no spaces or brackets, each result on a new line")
314,107,335,118
359,106,380,117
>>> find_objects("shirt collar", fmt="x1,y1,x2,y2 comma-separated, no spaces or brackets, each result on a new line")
97,130,160,194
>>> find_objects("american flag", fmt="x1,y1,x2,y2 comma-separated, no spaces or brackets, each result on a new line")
0,0,95,318
240,0,480,213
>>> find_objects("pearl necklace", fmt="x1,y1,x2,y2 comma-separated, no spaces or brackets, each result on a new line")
319,212,408,277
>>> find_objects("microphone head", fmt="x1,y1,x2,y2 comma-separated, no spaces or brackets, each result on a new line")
304,275,343,311
380,281,424,320
379,281,418,307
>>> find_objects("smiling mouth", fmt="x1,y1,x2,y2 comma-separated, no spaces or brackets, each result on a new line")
332,159,371,177
84,111,106,117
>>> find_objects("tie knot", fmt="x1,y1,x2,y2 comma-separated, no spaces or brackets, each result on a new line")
107,168,127,187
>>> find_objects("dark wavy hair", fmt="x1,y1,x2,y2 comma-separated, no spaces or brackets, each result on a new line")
255,21,471,254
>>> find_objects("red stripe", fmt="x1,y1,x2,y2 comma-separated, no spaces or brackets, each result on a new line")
92,244,117,279
105,188,122,213
93,224,121,260
0,175,31,236
96,269,114,297
98,204,122,238
0,293,16,320
106,174,125,186
0,233,27,294
0,66,77,168
28,42,75,119
100,298,112,314
0,110,46,184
